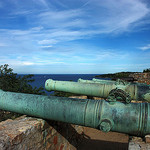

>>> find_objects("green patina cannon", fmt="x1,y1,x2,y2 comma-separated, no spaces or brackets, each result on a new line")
78,78,115,84
0,89,150,137
45,79,150,103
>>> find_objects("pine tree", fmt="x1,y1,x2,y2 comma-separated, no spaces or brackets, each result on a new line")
0,64,45,121
0,64,45,94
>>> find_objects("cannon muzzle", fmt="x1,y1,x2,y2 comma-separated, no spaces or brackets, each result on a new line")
45,79,150,103
0,89,150,136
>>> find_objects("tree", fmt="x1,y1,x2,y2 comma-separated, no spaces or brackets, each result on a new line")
143,68,150,73
0,64,45,95
0,64,45,121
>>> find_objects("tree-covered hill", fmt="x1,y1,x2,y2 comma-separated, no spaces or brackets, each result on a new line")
95,71,137,79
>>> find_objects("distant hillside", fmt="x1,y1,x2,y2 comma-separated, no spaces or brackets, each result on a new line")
95,72,139,80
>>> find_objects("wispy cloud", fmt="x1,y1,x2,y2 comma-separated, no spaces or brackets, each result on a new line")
38,39,57,45
33,0,150,38
1,0,150,46
41,45,53,48
97,0,150,32
0,57,34,67
139,44,150,50
0,1,2,8
0,42,7,47
0,0,150,73
11,10,33,16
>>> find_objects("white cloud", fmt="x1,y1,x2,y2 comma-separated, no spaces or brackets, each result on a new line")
22,62,34,66
38,39,58,45
0,0,150,50
91,0,150,33
0,0,150,73
36,0,150,34
0,58,34,67
11,10,33,16
0,43,6,47
37,9,86,30
27,0,150,46
38,9,84,22
37,0,49,7
32,0,53,9
0,2,2,8
41,45,53,48
139,44,150,50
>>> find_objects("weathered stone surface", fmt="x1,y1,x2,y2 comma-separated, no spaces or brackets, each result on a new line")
0,115,84,150
145,135,150,143
129,73,150,85
128,141,141,150
128,136,150,150
0,116,45,150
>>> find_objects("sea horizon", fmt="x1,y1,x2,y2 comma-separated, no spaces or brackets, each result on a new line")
18,73,102,75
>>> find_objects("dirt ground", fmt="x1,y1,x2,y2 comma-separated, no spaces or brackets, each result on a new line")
77,127,129,150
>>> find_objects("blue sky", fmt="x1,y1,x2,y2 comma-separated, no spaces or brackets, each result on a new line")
0,0,150,74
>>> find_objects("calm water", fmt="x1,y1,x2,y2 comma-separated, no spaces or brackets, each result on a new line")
19,74,101,94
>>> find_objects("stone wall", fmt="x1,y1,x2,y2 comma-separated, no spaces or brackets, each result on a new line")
129,73,150,85
0,115,84,150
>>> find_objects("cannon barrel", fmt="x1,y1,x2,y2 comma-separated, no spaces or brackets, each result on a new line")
0,89,150,136
45,79,150,102
78,78,115,84
78,78,141,85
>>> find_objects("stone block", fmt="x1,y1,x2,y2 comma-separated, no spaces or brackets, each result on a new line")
145,135,150,143
0,116,84,150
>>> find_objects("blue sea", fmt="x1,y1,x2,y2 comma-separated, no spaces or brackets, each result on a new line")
19,74,101,95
